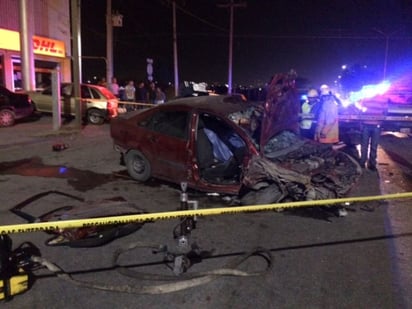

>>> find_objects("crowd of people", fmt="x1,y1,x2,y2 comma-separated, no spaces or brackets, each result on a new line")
103,77,167,110
299,84,386,171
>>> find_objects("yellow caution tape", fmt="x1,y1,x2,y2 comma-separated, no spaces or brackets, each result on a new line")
118,101,154,107
1,192,412,235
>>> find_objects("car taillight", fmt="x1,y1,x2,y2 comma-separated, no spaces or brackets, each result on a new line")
107,100,118,117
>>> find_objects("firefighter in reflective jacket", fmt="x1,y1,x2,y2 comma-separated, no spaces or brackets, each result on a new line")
315,84,341,144
300,88,321,139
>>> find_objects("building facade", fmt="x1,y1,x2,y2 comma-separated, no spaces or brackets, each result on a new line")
0,0,71,91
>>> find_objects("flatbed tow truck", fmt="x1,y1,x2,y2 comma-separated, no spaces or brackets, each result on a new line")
338,103,412,144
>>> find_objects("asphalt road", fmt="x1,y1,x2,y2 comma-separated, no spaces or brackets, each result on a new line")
1,116,412,309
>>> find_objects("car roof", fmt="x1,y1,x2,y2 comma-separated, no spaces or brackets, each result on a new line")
62,82,105,90
61,83,115,97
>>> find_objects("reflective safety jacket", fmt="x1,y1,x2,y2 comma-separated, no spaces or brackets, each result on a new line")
316,94,339,143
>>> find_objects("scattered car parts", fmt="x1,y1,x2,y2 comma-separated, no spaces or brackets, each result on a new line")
10,191,146,247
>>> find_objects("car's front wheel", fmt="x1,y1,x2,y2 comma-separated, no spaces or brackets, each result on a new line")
87,108,105,125
126,150,151,182
0,109,15,127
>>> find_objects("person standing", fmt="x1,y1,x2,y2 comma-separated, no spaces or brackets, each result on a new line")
108,77,120,98
154,86,166,104
300,88,321,139
315,84,341,144
136,81,148,103
124,80,136,111
148,82,156,104
358,98,388,171
98,77,107,87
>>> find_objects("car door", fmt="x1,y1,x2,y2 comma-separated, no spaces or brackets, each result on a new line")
61,84,75,115
33,86,52,112
142,109,192,182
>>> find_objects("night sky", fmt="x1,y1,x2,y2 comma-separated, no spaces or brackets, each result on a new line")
80,0,412,89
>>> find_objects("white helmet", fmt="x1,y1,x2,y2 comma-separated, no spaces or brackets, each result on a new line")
307,88,319,98
320,84,330,95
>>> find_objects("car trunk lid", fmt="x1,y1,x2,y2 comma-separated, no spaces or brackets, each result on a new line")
259,72,300,150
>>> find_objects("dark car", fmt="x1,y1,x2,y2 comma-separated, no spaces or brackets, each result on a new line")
111,73,361,204
0,85,34,127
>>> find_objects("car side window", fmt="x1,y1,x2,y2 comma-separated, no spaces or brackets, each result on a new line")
200,113,246,164
89,87,100,99
43,87,52,95
81,85,92,98
145,110,188,140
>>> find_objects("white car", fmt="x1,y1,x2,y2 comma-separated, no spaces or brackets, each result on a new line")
28,83,118,125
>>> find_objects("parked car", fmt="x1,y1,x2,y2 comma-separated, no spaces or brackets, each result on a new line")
27,83,118,125
111,73,361,204
0,85,34,127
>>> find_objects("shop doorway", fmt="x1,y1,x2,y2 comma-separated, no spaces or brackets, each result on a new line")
12,58,57,91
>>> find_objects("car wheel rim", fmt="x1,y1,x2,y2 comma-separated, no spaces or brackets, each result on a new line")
0,111,13,126
88,110,103,124
132,157,145,174
89,115,99,123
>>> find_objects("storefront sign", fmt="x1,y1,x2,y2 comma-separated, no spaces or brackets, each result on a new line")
32,36,65,57
0,28,65,58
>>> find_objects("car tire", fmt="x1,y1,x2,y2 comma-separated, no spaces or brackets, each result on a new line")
240,183,283,205
126,150,151,182
87,108,105,125
31,101,37,111
0,109,15,127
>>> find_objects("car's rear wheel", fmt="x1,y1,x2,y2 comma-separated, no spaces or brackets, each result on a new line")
0,109,15,127
126,150,151,182
87,108,105,125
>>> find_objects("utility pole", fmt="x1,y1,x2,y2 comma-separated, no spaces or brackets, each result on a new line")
217,0,246,94
19,0,35,91
106,0,113,85
70,0,82,128
172,1,179,97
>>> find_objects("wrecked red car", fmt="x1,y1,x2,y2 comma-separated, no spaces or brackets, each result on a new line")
110,73,361,204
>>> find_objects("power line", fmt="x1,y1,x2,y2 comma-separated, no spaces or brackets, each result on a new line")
162,0,228,32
